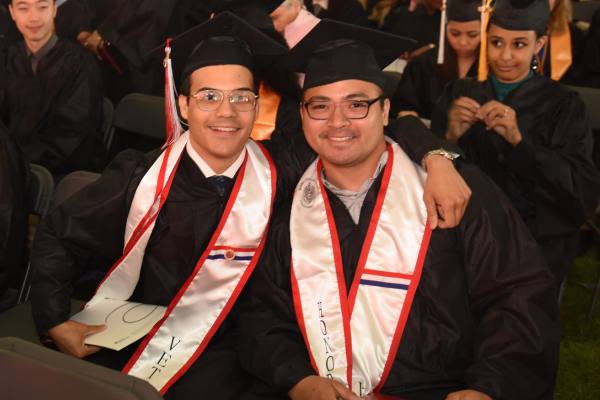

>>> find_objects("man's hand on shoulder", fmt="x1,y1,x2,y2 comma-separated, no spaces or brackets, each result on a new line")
289,376,360,400
48,320,105,358
446,389,492,400
423,155,471,229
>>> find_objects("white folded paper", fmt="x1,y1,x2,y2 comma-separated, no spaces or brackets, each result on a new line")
70,298,167,351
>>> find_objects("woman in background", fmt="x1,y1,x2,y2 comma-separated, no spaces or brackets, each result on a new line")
390,0,480,119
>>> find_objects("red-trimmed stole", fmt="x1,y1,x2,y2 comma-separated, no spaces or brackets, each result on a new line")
290,143,431,396
85,132,277,394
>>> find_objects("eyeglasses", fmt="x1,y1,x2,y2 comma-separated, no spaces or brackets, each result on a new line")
190,89,258,112
302,97,383,120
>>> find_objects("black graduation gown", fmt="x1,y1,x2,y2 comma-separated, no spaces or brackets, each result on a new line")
381,4,440,50
0,123,30,302
575,8,600,88
29,117,452,398
238,161,559,400
55,0,94,43
306,0,370,27
391,46,478,119
430,75,600,284
0,38,104,176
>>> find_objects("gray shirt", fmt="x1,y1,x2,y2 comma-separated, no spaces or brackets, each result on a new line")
25,34,58,74
322,151,388,224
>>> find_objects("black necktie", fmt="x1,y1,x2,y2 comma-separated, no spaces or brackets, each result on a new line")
207,175,233,197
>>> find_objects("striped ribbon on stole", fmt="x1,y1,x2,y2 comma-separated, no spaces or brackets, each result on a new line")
290,143,432,396
86,132,277,394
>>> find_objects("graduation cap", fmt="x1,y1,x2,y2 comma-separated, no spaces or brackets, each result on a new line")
207,0,283,15
447,0,481,22
285,19,416,91
437,0,482,64
160,11,287,84
489,0,550,36
153,11,287,146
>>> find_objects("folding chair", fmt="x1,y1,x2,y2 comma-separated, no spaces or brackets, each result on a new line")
113,93,167,141
2,170,100,345
16,164,54,304
17,170,100,304
0,337,162,400
572,1,600,23
102,97,115,152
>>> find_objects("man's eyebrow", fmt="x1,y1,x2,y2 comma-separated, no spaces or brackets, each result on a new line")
194,87,254,92
344,92,372,99
305,95,331,102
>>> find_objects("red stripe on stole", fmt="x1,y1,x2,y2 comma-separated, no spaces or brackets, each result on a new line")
317,160,353,389
291,264,320,375
362,269,413,280
347,145,394,314
94,147,182,293
121,153,249,376
374,224,432,393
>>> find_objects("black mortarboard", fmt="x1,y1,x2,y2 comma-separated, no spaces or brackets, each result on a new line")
285,19,416,91
149,11,287,84
207,0,282,14
447,0,481,21
490,0,550,35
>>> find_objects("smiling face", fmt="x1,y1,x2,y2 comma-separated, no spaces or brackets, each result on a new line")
300,79,389,170
178,64,257,171
446,20,481,58
9,0,56,52
487,23,546,83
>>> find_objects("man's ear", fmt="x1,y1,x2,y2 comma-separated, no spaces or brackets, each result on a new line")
178,95,189,121
382,98,391,127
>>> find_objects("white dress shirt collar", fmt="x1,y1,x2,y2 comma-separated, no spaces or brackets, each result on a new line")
185,140,245,179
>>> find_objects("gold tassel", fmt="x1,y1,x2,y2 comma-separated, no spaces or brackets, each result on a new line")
550,18,572,80
478,0,493,81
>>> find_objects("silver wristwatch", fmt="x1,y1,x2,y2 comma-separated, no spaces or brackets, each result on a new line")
422,148,461,169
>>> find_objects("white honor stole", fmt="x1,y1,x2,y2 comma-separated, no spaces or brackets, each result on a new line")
86,132,277,394
290,143,432,396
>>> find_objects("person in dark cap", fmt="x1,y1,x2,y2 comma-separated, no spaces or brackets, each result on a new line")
0,0,104,176
70,0,213,102
29,12,471,400
381,0,443,51
238,18,559,400
431,0,600,289
391,0,481,119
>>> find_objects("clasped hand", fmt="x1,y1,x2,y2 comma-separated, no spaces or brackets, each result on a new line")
446,97,522,146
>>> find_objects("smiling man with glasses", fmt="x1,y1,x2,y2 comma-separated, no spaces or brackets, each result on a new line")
239,20,559,400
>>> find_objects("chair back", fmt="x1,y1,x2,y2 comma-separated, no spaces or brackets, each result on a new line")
0,337,163,400
113,93,167,141
572,1,600,23
27,164,54,217
50,171,100,211
18,170,99,304
102,97,115,151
